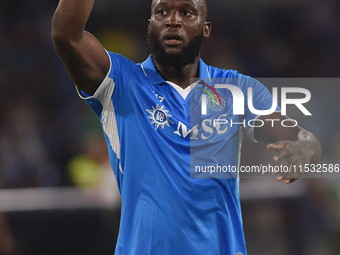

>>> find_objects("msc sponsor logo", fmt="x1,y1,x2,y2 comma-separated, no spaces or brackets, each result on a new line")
146,104,174,130
174,114,228,140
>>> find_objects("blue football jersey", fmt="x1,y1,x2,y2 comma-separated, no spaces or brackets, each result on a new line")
77,52,277,255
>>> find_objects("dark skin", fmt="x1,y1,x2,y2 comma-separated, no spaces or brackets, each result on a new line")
148,0,211,88
52,0,321,183
256,113,321,183
52,0,109,96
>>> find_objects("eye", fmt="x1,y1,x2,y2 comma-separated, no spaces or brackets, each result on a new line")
182,10,193,17
157,10,168,16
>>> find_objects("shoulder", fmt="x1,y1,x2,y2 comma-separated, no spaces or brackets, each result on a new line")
206,64,271,94
107,51,141,71
206,64,255,85
207,64,249,79
106,51,144,80
107,51,137,66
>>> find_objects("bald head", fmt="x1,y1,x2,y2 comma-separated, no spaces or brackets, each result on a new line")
151,0,208,21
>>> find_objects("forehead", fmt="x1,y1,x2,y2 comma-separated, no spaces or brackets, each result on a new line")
151,0,201,10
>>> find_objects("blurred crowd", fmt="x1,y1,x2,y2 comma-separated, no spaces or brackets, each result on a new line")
0,0,340,254
0,0,340,189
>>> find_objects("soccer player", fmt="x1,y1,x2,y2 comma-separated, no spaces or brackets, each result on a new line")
52,0,322,254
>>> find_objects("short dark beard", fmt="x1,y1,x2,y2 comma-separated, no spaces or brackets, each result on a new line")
147,31,204,70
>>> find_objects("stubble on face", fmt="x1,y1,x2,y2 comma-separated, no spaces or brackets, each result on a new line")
147,30,204,70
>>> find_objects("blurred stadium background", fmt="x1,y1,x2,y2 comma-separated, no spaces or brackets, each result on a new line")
0,0,340,254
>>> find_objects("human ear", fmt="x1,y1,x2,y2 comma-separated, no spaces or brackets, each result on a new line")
148,19,151,33
203,21,212,38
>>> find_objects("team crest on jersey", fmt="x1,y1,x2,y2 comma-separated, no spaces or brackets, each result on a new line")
207,94,226,112
146,104,174,130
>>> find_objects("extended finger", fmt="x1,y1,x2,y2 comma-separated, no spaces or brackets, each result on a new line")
273,154,300,176
276,165,297,181
267,141,286,152
273,149,292,162
282,172,303,184
277,158,305,182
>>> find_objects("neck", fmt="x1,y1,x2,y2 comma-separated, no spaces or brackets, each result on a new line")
153,56,200,89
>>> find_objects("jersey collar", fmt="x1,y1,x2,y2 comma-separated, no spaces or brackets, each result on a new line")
140,55,211,85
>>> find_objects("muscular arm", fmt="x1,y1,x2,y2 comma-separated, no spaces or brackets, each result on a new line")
52,0,110,95
254,112,322,183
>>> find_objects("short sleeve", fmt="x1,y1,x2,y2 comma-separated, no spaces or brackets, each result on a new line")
75,51,137,116
241,77,280,142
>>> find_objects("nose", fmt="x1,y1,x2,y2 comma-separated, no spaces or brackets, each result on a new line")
166,11,182,28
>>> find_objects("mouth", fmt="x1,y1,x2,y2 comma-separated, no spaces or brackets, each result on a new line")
163,32,183,46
